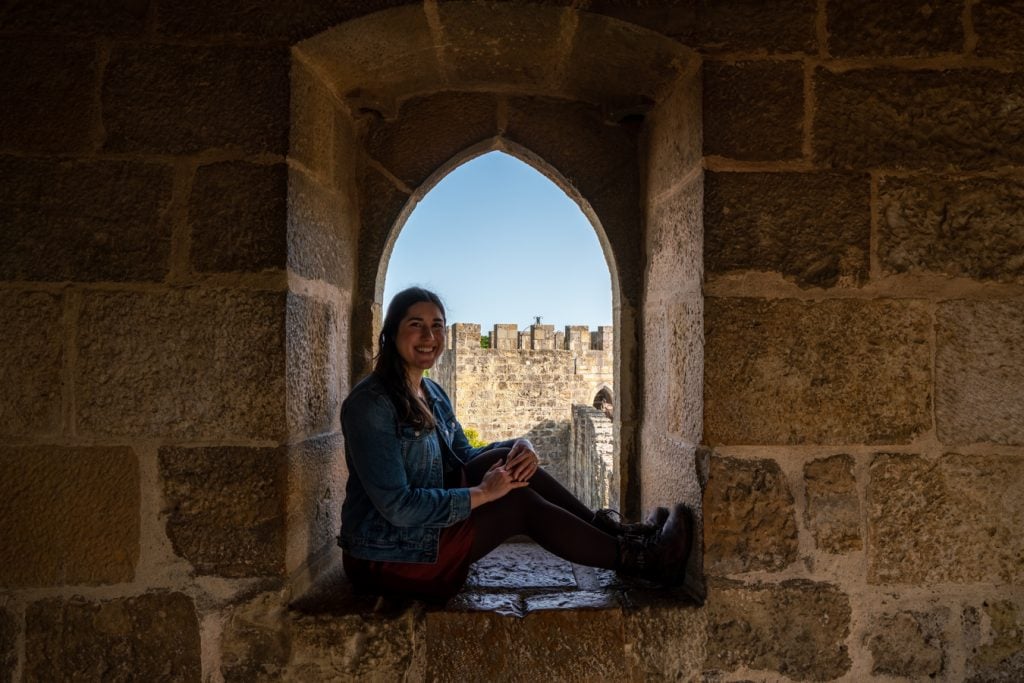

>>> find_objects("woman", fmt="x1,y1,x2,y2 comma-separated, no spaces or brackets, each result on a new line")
339,287,692,601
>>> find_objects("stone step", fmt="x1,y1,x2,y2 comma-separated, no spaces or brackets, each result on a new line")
285,543,704,681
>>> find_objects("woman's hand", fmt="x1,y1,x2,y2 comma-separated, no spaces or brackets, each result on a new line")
471,460,528,508
506,439,540,482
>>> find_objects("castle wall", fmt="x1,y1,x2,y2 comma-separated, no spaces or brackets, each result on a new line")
434,323,613,486
569,405,616,511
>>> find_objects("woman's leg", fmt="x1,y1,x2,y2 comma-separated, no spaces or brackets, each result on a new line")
465,448,595,522
467,487,618,568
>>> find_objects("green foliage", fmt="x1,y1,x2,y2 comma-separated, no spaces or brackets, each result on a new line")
462,426,487,448
480,335,490,348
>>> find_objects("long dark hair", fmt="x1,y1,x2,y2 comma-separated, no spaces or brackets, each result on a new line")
374,287,446,429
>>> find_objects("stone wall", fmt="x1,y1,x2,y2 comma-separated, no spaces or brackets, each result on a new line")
434,323,614,485
568,404,616,511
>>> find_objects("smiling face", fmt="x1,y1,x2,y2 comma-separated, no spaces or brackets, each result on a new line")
395,301,446,379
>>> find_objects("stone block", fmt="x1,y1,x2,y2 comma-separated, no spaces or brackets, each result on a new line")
624,604,707,681
0,40,99,153
867,453,1024,584
289,608,421,681
0,445,138,587
438,3,566,89
814,68,1024,170
670,0,818,53
936,300,1024,445
704,298,932,445
24,593,200,682
357,165,410,288
159,446,287,578
286,294,340,439
864,609,948,678
879,175,1024,283
288,167,355,288
0,291,62,437
289,61,336,181
704,455,798,575
190,161,288,273
286,433,346,572
103,44,289,155
803,454,861,553
425,608,627,681
964,600,1024,682
705,578,851,680
364,92,499,190
1,0,149,34
0,157,173,282
75,289,286,440
826,0,964,57
705,171,870,287
0,606,17,682
645,71,702,200
648,175,703,302
668,299,704,443
974,0,1024,59
703,61,804,161
220,592,289,683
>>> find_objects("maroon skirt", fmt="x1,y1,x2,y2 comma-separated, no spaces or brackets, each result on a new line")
343,518,476,601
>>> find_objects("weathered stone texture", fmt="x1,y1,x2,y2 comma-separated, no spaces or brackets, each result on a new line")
190,161,287,273
0,446,138,587
289,609,421,681
705,171,870,287
879,175,1024,283
1,0,149,34
287,295,340,439
426,608,627,681
803,454,861,553
974,0,1024,58
25,593,200,682
75,289,286,440
814,68,1024,170
624,605,707,682
645,72,702,200
357,165,410,289
668,0,818,53
868,453,1024,584
965,600,1024,682
703,61,804,161
159,446,286,578
0,291,62,437
936,300,1024,445
648,176,703,302
289,168,355,288
0,607,16,682
704,456,798,575
705,579,851,681
0,40,99,153
704,298,931,445
0,157,173,282
865,609,948,678
668,299,704,442
220,592,289,683
365,92,499,189
287,433,346,571
290,60,336,181
827,0,964,57
103,44,290,154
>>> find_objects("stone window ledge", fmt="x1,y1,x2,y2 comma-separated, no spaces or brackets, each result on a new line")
289,543,702,618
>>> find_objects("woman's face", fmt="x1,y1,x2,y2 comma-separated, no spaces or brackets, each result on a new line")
395,301,446,375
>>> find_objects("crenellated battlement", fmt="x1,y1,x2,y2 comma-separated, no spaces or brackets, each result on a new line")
446,323,614,352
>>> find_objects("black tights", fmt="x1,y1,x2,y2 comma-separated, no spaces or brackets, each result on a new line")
462,448,618,569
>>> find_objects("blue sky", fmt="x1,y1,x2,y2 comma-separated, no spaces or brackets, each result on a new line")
383,151,613,333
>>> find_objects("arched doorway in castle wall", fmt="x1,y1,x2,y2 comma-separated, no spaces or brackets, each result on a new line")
382,150,619,510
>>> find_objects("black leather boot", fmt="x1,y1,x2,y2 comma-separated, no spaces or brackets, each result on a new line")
593,506,669,539
615,504,693,586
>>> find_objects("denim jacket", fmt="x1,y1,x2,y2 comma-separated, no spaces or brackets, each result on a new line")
338,373,513,563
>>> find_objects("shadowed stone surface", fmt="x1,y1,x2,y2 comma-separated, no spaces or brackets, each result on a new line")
705,579,851,681
103,44,289,154
290,60,336,182
221,592,290,683
704,298,931,445
0,608,13,682
287,433,346,574
25,594,200,682
645,72,702,200
964,600,1024,682
703,61,804,161
1,0,149,34
865,609,948,678
704,455,798,575
0,157,173,282
0,40,99,153
974,0,1024,58
0,446,138,587
288,167,355,289
76,289,286,440
880,175,1024,283
0,291,62,437
364,91,499,189
936,300,1024,445
669,0,817,53
287,294,340,438
625,604,707,681
465,543,576,590
160,446,287,578
190,162,287,273
705,171,870,287
827,0,964,57
815,68,1024,170
803,454,861,553
357,165,410,289
868,453,1024,584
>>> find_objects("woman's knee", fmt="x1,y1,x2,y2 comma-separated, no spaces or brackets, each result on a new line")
465,447,512,483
